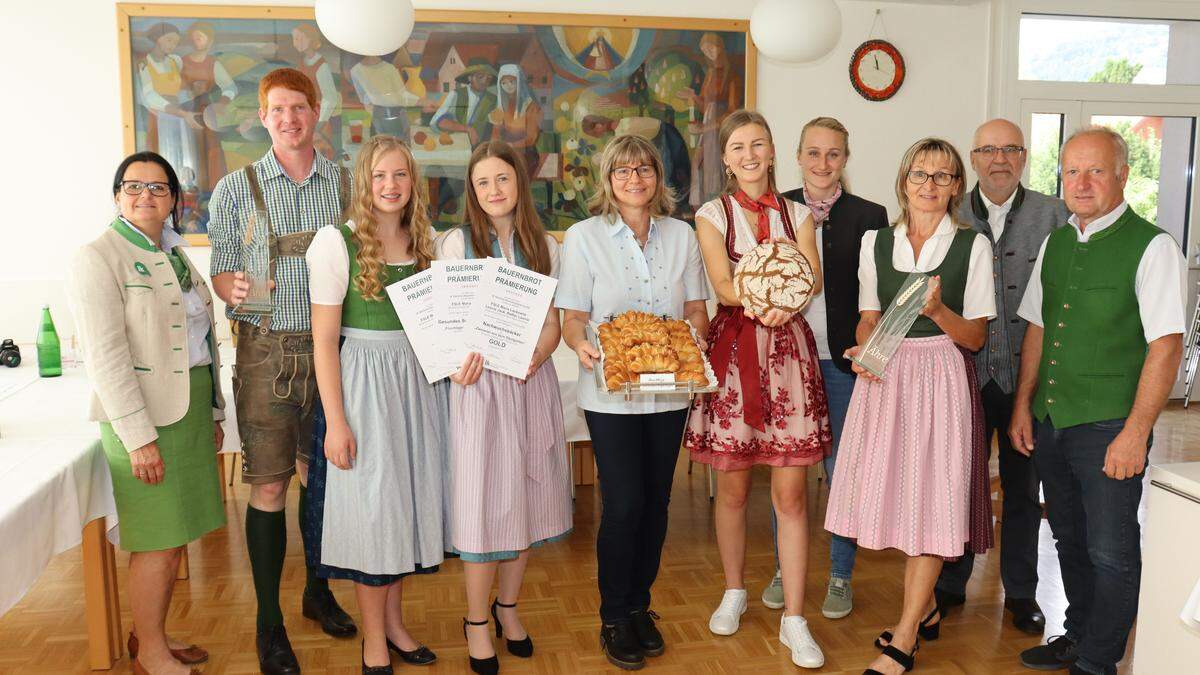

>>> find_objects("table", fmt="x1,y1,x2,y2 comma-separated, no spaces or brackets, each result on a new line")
0,341,594,672
0,364,122,670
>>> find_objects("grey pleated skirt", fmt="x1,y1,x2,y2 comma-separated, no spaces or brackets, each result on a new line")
319,328,452,575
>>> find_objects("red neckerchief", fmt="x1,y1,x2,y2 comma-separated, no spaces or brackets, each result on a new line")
732,189,782,243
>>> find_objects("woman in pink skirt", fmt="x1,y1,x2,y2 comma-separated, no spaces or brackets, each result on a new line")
824,137,995,675
440,141,572,675
686,109,831,669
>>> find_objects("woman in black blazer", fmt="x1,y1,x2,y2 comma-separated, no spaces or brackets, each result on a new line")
759,117,888,620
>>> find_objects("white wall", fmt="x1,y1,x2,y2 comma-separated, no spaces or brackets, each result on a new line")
0,0,991,343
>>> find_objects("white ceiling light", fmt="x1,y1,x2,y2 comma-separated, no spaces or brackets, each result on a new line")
314,0,415,56
751,0,843,64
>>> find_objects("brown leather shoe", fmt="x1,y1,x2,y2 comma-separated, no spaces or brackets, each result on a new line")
131,658,200,675
128,632,209,665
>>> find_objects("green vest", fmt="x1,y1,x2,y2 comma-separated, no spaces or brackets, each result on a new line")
875,226,974,337
1032,208,1162,427
338,224,414,330
453,86,496,142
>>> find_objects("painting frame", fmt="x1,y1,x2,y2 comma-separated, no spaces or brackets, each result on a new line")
116,3,756,244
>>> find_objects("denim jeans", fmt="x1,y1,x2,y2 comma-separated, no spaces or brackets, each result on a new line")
1034,417,1147,675
772,359,857,579
586,409,688,623
936,382,1042,599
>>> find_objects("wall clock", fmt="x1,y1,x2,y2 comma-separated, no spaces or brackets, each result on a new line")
849,39,905,101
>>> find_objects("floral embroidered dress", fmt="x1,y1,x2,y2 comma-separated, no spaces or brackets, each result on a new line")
685,194,831,470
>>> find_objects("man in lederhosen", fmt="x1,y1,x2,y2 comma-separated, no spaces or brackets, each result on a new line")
209,67,355,675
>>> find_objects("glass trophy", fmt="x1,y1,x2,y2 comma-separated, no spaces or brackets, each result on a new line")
238,208,273,316
851,272,931,380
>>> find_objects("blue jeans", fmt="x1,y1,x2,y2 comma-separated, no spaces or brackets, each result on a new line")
772,360,857,579
1034,417,1147,675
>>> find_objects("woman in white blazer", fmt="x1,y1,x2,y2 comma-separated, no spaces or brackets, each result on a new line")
68,151,226,675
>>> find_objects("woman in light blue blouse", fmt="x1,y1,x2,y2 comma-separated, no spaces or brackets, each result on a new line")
556,134,709,671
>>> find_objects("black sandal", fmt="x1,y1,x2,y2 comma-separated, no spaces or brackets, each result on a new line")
872,607,941,649
864,642,918,674
492,599,534,657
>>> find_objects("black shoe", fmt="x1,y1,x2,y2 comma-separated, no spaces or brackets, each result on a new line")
629,609,664,657
302,589,358,638
873,606,940,650
600,621,645,671
491,599,533,657
256,624,301,675
865,642,918,674
1020,635,1078,670
361,641,393,675
934,588,965,615
462,618,498,675
1006,597,1047,635
386,639,436,665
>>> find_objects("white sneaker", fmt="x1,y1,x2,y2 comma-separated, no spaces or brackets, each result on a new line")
779,615,824,668
708,588,748,635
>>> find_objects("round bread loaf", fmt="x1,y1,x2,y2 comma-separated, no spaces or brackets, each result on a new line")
732,241,816,315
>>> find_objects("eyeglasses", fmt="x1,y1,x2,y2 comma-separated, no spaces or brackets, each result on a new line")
907,170,958,187
611,165,656,181
971,145,1026,158
120,180,171,197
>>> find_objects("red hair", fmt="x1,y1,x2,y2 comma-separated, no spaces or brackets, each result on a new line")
257,67,318,111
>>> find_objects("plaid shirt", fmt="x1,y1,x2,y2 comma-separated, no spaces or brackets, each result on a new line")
209,150,347,332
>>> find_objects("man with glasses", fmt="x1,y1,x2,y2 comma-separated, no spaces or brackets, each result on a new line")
933,119,1070,635
1013,126,1185,675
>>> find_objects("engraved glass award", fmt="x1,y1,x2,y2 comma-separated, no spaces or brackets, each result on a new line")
238,208,273,315
851,272,931,379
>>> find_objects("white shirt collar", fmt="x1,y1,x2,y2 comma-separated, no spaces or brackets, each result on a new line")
120,216,185,251
981,188,1017,213
1067,201,1128,242
895,212,956,239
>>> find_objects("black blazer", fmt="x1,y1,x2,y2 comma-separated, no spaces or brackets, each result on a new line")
780,188,889,373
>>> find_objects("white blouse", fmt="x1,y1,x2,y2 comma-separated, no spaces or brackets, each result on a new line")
435,227,562,278
695,196,814,260
857,214,997,321
306,221,419,305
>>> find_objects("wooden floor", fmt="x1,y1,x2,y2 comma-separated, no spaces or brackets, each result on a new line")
3,404,1198,674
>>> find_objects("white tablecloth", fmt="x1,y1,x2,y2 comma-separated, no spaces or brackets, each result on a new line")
0,364,117,616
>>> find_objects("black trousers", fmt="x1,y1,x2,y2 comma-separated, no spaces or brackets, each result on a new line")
585,409,688,623
936,381,1041,599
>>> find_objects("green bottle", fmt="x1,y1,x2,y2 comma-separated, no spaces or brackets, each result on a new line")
36,304,62,377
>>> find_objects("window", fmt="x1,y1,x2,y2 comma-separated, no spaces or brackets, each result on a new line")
1019,14,1200,85
1029,113,1064,197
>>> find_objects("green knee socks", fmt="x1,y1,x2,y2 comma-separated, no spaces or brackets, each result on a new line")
245,505,286,630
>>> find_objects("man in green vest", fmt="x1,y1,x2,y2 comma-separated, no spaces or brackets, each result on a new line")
1010,126,1186,675
430,57,497,214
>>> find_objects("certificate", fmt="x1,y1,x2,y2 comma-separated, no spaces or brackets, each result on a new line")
431,258,496,373
385,269,455,383
461,261,558,380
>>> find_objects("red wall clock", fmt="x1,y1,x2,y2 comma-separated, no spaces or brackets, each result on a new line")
850,39,905,101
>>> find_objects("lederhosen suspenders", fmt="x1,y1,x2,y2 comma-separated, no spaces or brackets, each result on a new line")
718,193,797,263
242,164,350,332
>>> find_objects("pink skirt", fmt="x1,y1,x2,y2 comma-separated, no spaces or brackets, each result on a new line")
685,311,831,471
823,335,972,558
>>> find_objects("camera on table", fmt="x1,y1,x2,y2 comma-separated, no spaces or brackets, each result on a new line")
0,339,21,367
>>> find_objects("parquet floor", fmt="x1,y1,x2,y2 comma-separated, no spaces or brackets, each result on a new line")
3,404,1198,674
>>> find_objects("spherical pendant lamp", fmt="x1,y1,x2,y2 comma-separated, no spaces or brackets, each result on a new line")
314,0,415,56
751,0,842,64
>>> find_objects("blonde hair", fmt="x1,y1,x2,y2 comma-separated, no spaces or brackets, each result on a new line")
587,134,676,220
346,135,435,301
463,141,552,276
893,137,969,229
718,109,777,194
798,116,851,193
